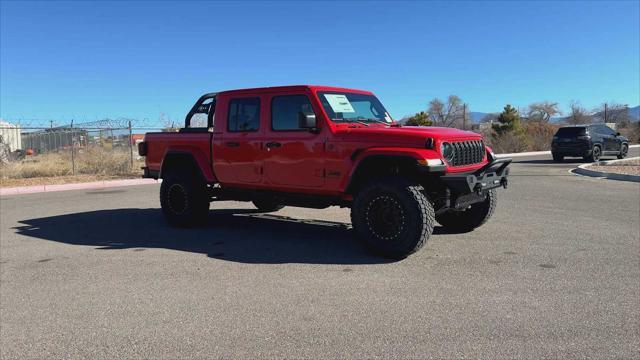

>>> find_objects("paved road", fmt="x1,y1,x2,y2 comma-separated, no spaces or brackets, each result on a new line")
1,152,639,359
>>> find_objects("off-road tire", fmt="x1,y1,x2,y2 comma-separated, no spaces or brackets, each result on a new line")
552,153,564,162
252,198,285,212
351,177,435,259
617,144,628,159
584,145,601,162
160,174,209,227
436,189,497,233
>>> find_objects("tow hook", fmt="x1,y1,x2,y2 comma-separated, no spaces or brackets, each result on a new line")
501,178,508,189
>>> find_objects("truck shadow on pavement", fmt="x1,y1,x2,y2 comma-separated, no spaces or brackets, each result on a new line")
14,208,398,265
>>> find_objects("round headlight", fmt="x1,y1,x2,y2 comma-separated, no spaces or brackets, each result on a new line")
441,142,454,162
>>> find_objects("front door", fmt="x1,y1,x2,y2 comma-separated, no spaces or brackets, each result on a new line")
263,93,325,189
599,125,620,152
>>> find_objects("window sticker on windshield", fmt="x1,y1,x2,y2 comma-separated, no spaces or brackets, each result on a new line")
324,94,355,113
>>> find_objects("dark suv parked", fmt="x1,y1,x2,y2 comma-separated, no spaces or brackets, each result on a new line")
551,125,629,162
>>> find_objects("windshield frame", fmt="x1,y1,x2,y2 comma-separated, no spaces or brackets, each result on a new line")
316,91,393,125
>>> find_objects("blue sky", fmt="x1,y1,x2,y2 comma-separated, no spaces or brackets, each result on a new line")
1,0,639,127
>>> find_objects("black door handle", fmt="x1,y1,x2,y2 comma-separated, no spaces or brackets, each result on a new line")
225,141,240,147
265,142,282,149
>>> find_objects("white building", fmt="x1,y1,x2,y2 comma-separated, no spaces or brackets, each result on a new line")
0,120,22,151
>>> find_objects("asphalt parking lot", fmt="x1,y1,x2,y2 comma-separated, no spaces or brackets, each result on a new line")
1,151,639,359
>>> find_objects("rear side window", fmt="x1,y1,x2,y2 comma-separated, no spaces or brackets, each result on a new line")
597,125,616,135
271,95,315,131
556,127,586,137
228,98,260,132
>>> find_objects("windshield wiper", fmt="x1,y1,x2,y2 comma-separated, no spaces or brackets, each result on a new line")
363,118,391,126
333,118,369,127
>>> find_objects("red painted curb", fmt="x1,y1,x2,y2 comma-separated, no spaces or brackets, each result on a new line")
0,178,159,197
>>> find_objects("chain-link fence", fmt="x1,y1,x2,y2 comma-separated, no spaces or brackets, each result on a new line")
1,119,165,182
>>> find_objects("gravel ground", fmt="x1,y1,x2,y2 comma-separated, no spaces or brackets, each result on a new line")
588,157,640,176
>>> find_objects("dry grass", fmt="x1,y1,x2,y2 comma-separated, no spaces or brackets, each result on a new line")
0,147,144,187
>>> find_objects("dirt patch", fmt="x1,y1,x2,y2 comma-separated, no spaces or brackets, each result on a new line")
587,158,640,176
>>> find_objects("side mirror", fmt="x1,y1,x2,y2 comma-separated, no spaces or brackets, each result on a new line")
298,112,317,130
616,132,621,136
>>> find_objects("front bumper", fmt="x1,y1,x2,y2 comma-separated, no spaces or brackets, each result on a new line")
441,157,512,194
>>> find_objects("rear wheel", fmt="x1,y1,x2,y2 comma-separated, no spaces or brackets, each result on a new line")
584,145,601,162
617,144,628,159
552,153,564,162
351,177,434,259
436,189,497,233
160,174,209,227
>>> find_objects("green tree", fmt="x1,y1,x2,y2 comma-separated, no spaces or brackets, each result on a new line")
405,111,433,126
493,105,521,135
492,104,529,152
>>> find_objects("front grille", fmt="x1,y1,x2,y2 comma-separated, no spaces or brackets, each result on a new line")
449,140,485,166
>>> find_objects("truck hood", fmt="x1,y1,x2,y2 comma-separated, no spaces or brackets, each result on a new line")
333,125,483,147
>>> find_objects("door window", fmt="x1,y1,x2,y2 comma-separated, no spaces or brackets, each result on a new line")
271,95,315,131
228,98,260,132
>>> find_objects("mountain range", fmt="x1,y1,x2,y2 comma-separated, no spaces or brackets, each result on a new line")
458,106,639,124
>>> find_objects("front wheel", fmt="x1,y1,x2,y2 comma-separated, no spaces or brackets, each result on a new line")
252,198,285,212
552,153,564,162
160,174,210,227
351,177,435,259
617,144,629,159
436,189,497,233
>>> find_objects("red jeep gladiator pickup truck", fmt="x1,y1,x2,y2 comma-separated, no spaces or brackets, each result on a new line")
139,85,511,259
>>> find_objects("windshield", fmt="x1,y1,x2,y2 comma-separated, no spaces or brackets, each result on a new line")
317,91,393,124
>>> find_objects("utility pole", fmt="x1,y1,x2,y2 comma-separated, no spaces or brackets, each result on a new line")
462,103,467,130
50,120,53,128
128,120,134,171
70,120,75,174
604,103,608,124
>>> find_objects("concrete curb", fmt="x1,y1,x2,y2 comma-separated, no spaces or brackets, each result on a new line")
571,156,640,183
0,178,159,197
496,144,640,158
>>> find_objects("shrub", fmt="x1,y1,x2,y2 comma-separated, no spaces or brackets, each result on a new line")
618,122,640,144
522,122,559,151
490,131,529,153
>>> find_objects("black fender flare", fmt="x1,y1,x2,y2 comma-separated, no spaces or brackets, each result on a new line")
160,151,207,183
345,154,420,194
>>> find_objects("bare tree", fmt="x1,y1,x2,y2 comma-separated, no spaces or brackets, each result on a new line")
566,101,591,125
427,95,469,128
160,112,179,132
593,102,630,125
526,101,561,123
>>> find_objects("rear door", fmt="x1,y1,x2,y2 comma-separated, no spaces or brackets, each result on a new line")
216,96,264,184
262,92,325,188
